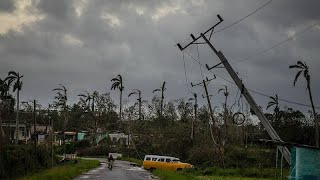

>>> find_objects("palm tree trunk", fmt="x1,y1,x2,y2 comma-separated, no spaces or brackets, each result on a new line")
120,90,122,121
139,99,142,121
308,83,318,147
160,91,164,118
15,90,19,144
224,95,228,139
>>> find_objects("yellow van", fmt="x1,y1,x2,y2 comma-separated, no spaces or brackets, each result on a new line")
143,155,193,171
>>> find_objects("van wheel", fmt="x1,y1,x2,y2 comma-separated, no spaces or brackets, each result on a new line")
177,168,182,171
150,167,156,172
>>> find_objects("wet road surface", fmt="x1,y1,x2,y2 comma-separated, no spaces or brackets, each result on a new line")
74,158,157,180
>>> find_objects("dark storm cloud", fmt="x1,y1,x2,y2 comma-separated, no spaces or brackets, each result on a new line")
0,0,319,113
0,0,15,12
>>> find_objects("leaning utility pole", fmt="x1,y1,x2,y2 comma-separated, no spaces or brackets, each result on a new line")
191,77,219,145
176,14,291,163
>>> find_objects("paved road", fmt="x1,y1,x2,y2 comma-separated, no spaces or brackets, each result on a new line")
74,158,156,180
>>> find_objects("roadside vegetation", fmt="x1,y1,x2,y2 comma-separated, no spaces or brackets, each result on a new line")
0,67,317,179
20,159,100,180
152,169,278,180
121,156,288,180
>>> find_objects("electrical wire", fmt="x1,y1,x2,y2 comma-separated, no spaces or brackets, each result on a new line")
196,44,205,80
233,20,320,64
213,0,273,35
183,49,320,110
181,51,193,99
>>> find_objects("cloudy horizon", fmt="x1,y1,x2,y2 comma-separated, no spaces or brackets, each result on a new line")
0,0,319,115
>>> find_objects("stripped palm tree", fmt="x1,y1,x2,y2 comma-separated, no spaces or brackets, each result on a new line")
5,71,23,144
153,81,166,118
0,78,12,148
111,75,124,122
128,89,142,121
266,94,280,124
78,91,99,144
78,91,98,112
289,60,318,147
52,84,68,160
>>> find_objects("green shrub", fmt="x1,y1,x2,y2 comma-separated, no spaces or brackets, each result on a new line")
224,146,274,168
75,140,91,150
20,159,100,180
1,144,57,179
77,145,110,157
153,169,197,180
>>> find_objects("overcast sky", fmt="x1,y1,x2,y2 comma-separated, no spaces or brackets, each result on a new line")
0,0,319,114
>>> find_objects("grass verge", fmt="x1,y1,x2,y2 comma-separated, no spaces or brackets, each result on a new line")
153,169,197,180
20,159,100,180
197,176,272,180
152,170,273,180
193,167,288,179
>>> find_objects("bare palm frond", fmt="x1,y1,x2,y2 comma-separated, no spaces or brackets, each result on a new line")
266,102,275,110
153,89,160,93
111,78,119,82
128,92,137,97
270,96,277,102
289,64,303,69
297,61,305,67
78,94,87,98
293,70,303,86
8,71,18,77
117,74,122,82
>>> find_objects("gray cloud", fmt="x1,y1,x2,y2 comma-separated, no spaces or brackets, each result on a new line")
0,0,15,12
0,0,319,114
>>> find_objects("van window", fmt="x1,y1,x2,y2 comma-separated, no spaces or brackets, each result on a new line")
152,158,158,161
165,159,171,162
172,159,180,162
146,157,151,161
159,158,165,162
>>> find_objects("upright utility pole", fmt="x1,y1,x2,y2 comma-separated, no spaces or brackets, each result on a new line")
33,100,37,168
188,93,198,140
191,77,219,144
218,86,229,138
48,105,53,167
176,14,290,163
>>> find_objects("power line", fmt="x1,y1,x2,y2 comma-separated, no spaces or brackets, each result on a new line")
213,0,273,35
196,44,205,80
234,20,320,64
181,51,192,94
183,49,320,110
248,89,320,109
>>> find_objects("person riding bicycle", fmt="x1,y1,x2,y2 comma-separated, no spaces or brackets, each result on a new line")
107,155,114,169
